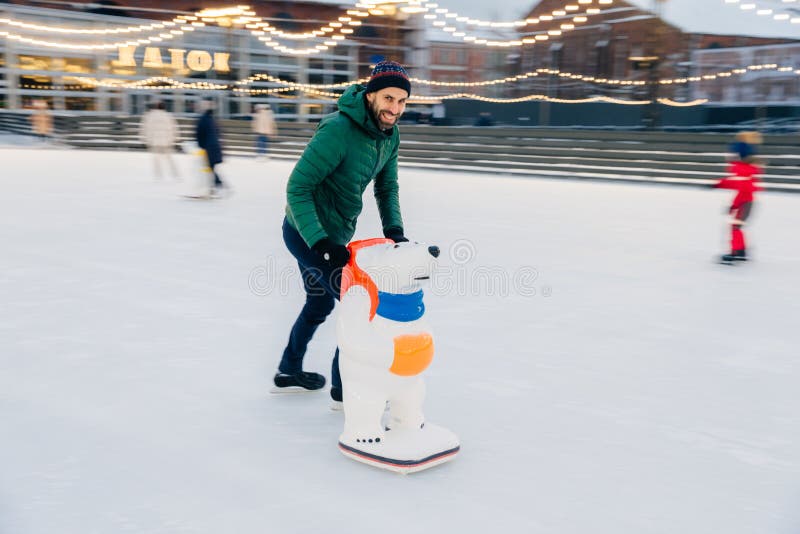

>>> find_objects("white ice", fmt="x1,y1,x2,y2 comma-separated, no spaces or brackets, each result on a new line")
1,146,799,534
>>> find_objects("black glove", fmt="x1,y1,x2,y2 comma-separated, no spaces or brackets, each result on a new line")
384,227,409,243
311,238,350,269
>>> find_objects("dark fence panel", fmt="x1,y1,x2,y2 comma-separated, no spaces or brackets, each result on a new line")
442,101,800,130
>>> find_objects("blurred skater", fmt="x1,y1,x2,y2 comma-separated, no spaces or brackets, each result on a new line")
712,132,763,264
251,104,277,160
139,101,179,179
195,100,228,196
30,100,53,143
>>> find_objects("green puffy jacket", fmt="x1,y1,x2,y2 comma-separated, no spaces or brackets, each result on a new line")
285,84,404,248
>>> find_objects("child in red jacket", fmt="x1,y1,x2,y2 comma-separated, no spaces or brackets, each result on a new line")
713,132,763,263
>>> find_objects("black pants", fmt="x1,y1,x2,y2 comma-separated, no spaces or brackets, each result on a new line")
279,218,342,388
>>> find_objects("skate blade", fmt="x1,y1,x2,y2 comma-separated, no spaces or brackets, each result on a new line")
269,385,321,394
330,400,343,411
338,442,459,474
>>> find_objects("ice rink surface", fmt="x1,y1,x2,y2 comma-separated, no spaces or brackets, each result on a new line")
2,147,799,534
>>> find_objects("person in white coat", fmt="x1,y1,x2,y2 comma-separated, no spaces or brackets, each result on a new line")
139,101,179,179
251,104,277,159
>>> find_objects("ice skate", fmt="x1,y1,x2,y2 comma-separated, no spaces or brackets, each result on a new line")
720,249,747,265
330,386,343,411
270,371,326,393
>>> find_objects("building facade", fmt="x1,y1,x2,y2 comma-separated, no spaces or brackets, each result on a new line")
515,0,797,101
691,42,800,105
0,1,419,118
426,41,512,98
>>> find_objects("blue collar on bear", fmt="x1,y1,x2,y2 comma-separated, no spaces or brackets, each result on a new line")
376,290,425,322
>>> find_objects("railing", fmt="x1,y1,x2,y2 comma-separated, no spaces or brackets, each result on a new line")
2,111,798,191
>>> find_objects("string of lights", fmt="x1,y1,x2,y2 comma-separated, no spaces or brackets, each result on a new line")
722,0,800,23
19,82,97,91
235,63,799,90
6,3,799,69
62,72,711,106
0,2,617,54
420,0,613,46
75,76,229,90
420,0,596,27
0,26,191,50
61,60,799,99
17,78,713,106
236,73,370,89
0,16,186,35
223,85,713,106
661,63,800,84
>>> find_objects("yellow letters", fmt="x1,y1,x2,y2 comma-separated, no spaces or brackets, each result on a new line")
186,50,213,72
213,53,230,73
115,46,137,67
168,48,186,70
114,46,227,72
142,47,164,68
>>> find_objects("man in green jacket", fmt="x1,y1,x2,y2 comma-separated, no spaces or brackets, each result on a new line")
275,61,411,401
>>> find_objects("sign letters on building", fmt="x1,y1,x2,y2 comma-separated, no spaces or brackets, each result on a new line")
116,46,230,73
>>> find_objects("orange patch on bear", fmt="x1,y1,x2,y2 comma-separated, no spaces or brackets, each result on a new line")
390,333,434,376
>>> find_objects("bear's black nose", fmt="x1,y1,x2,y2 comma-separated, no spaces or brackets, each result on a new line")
428,246,440,258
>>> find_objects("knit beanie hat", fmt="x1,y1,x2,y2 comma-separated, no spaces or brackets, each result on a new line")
365,60,411,96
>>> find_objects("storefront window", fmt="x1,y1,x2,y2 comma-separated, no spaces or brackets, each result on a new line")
60,57,94,74
21,95,53,109
109,57,137,76
277,102,296,117
65,97,96,111
277,72,297,83
19,74,53,90
18,55,53,71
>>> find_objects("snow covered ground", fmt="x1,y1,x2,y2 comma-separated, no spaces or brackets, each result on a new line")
1,147,799,534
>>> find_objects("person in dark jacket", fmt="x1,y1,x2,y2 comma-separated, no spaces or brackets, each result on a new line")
274,61,411,402
195,100,226,194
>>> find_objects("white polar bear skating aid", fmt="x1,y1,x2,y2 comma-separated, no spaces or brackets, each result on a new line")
181,144,214,199
336,238,460,474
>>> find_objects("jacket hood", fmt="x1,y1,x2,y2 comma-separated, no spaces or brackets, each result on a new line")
337,84,393,139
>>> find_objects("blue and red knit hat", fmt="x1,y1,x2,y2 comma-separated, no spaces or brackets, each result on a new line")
365,60,411,96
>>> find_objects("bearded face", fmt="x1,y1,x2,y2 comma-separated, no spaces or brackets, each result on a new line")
366,87,409,131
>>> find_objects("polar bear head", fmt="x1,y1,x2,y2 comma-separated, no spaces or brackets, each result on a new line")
341,238,440,320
